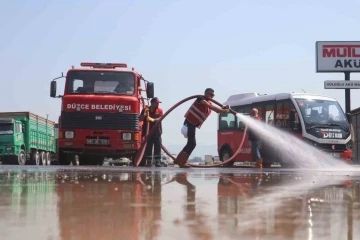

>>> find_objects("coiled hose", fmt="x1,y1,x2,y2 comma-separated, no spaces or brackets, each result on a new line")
134,95,248,168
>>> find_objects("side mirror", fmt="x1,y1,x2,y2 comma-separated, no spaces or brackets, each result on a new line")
50,81,57,98
146,82,154,99
21,124,25,133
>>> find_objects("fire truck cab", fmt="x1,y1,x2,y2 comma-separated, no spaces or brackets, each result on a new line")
50,62,154,165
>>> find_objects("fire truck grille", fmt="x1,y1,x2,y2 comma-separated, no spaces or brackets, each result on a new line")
60,111,139,130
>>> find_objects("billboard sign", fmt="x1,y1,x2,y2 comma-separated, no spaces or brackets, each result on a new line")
316,41,360,72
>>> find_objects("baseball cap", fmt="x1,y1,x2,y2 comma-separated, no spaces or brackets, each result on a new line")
151,97,161,103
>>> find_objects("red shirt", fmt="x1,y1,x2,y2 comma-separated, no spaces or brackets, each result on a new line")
141,107,163,137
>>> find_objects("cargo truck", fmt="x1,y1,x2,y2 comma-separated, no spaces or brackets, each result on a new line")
0,112,56,165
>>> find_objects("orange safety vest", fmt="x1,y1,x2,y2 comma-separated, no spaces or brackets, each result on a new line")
184,100,212,128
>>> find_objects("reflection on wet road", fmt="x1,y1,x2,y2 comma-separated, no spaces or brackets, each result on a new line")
1,166,360,240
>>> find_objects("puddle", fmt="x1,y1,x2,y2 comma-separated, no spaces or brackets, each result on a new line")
0,168,359,240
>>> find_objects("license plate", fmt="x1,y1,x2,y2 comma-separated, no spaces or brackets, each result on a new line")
330,152,341,158
86,139,109,145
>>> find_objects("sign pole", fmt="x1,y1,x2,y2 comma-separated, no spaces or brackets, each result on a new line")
345,71,351,122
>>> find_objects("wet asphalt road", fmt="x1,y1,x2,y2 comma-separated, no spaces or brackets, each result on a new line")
1,165,360,240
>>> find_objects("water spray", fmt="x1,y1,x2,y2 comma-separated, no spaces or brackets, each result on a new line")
134,95,248,168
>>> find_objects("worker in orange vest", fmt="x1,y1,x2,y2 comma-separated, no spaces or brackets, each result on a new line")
174,88,230,168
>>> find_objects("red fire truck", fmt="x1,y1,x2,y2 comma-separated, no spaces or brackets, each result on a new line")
217,92,353,167
50,62,154,165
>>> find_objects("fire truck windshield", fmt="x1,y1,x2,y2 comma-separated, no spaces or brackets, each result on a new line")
67,70,135,95
294,98,349,130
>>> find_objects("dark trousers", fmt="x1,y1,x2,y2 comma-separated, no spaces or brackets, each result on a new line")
182,122,196,155
250,140,261,161
141,135,162,165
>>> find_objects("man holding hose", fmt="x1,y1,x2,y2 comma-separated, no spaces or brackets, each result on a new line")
248,108,262,168
175,88,230,168
139,97,164,167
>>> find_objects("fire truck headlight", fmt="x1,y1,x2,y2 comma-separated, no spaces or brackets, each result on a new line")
64,131,74,139
122,133,131,141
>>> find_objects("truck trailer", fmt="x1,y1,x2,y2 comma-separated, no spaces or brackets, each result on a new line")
0,112,56,165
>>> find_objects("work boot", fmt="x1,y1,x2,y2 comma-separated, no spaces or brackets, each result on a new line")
256,158,263,168
173,153,181,165
174,151,191,168
155,160,162,167
146,158,153,167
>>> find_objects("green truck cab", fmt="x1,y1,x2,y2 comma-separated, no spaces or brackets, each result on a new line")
0,112,56,165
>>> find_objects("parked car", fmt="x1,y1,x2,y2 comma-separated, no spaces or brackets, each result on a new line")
109,157,132,166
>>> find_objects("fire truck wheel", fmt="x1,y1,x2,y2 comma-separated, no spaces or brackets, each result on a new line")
72,155,80,166
220,148,234,167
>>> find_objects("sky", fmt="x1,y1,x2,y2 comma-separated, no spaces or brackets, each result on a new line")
1,0,360,157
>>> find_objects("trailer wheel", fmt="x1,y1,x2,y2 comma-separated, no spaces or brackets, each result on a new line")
40,151,46,165
18,150,26,165
31,151,40,165
45,152,51,165
220,148,234,167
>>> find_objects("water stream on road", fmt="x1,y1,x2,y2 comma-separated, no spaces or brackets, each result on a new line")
230,114,357,238
236,113,353,170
